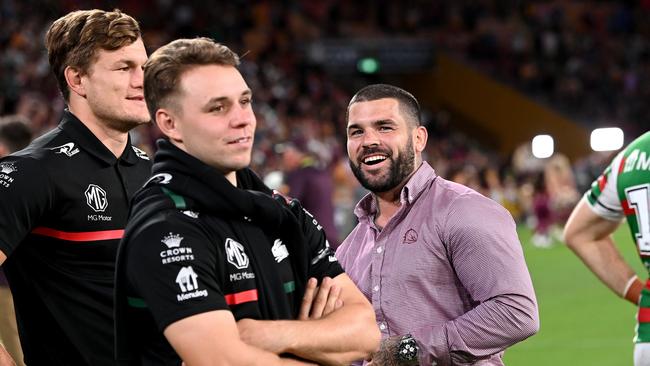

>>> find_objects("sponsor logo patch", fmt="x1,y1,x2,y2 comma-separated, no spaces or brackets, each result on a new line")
0,163,17,188
225,238,249,270
50,142,79,157
181,210,199,218
160,232,194,264
0,163,17,174
162,232,183,248
132,146,150,160
85,184,108,212
175,266,207,302
146,173,172,185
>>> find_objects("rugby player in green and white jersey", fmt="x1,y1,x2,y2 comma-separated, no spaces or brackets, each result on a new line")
564,131,650,366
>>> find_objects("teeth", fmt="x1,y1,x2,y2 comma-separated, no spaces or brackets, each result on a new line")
363,155,386,164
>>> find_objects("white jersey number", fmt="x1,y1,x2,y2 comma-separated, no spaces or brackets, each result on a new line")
626,184,650,254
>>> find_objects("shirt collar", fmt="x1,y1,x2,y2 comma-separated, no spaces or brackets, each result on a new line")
59,109,139,165
353,161,437,219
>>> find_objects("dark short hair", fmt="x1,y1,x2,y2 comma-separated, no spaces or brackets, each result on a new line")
45,9,141,101
347,84,421,127
0,115,32,153
143,37,240,121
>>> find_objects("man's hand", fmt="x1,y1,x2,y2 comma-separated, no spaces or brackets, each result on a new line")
0,344,16,366
237,277,343,354
298,277,343,320
367,335,417,366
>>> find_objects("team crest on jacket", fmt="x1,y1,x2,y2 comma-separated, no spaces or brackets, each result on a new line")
225,238,249,269
272,239,289,263
0,163,17,174
50,142,79,157
85,184,108,212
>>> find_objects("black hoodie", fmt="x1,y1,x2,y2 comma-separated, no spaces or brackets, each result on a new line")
114,139,342,365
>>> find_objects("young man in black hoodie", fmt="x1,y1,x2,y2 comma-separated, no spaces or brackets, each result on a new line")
114,38,379,365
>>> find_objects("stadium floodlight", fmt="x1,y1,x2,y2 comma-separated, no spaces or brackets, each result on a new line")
590,127,624,152
532,134,554,159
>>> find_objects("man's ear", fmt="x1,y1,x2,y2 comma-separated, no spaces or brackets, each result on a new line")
413,125,428,153
155,108,182,143
64,66,85,98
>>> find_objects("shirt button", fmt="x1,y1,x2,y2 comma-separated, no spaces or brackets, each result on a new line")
373,285,379,292
376,247,383,254
379,323,386,330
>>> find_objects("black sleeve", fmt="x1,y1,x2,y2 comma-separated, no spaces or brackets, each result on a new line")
288,199,344,280
125,213,229,331
0,155,53,257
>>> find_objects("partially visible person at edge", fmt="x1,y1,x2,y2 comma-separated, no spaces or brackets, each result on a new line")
335,84,539,366
564,131,650,366
280,139,339,247
0,9,151,366
114,37,379,365
0,116,32,366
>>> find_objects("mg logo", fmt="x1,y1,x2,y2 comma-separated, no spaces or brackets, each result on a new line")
225,238,249,269
85,184,108,212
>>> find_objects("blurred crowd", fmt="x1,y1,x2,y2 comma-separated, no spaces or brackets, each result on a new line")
1,0,644,245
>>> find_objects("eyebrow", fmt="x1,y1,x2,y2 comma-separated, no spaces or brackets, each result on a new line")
347,119,396,131
113,59,141,67
201,89,253,109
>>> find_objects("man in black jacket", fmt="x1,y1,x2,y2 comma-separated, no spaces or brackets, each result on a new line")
115,37,379,366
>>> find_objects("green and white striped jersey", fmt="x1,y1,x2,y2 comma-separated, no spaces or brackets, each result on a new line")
585,131,650,343
587,132,650,263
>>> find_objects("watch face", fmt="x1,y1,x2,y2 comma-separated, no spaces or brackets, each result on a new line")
397,335,419,362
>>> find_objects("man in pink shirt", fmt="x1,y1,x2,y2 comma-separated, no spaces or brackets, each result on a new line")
336,84,539,365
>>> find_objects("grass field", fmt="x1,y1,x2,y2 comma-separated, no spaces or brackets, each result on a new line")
502,225,644,365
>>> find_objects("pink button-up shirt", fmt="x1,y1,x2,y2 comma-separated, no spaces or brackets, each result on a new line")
336,162,538,366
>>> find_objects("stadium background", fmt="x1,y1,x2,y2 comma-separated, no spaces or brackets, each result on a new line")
2,1,649,364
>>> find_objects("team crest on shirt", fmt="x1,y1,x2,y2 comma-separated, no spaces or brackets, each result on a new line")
175,266,208,302
272,239,289,263
50,142,79,157
225,238,249,269
85,184,108,212
132,146,150,160
403,229,418,244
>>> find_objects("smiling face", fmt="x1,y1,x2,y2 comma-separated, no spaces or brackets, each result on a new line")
159,64,256,180
80,38,150,132
346,98,426,194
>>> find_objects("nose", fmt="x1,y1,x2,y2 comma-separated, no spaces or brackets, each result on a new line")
361,128,380,148
230,103,255,129
131,66,144,89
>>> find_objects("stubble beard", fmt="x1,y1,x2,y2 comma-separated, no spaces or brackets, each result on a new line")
349,138,415,194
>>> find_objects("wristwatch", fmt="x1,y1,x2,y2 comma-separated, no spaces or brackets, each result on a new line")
396,334,419,364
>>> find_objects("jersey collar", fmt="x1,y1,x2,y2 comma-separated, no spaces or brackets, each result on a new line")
59,109,139,166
